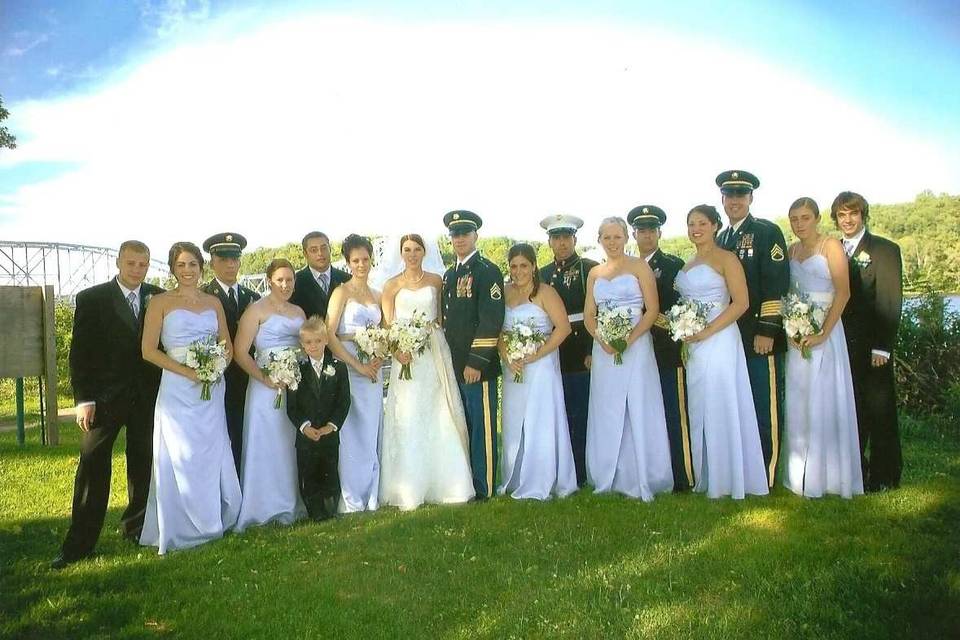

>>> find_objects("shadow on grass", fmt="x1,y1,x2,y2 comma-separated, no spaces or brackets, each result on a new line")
2,432,959,639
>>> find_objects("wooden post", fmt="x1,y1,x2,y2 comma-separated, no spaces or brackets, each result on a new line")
42,285,59,445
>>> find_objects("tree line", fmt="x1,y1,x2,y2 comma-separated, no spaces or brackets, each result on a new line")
239,192,960,294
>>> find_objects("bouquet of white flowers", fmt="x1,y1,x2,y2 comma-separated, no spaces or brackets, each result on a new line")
354,323,391,383
185,334,229,401
388,311,432,380
782,291,828,359
596,304,634,365
260,347,302,408
502,319,546,383
666,298,714,364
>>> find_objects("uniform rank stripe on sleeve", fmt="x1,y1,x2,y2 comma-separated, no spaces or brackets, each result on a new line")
760,301,782,316
470,338,499,347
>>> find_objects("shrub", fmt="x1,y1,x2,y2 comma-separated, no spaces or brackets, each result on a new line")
895,292,960,419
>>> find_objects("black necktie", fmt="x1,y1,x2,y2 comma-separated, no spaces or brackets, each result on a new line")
227,287,238,314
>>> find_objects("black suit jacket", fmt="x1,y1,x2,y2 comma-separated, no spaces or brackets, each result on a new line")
290,266,350,321
648,249,685,369
70,278,164,411
842,231,902,355
286,356,351,451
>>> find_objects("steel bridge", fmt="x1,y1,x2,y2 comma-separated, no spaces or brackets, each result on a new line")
0,241,271,298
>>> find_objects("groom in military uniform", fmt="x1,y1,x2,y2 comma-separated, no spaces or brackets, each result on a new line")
715,171,790,486
441,210,505,499
629,205,693,491
539,214,596,486
202,232,260,473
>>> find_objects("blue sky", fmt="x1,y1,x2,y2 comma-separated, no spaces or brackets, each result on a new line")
1,0,959,250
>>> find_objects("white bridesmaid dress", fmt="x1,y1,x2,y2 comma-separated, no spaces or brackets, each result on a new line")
379,287,475,509
784,251,864,498
675,265,768,499
500,303,577,500
337,300,384,513
141,309,241,554
236,313,307,531
585,274,673,501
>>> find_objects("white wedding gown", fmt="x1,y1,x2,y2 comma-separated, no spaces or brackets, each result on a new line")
675,265,768,499
236,313,307,531
141,309,241,554
784,254,863,498
379,287,475,509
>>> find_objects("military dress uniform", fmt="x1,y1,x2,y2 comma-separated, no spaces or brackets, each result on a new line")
538,214,597,486
715,171,789,486
201,232,261,474
628,206,694,491
440,211,506,499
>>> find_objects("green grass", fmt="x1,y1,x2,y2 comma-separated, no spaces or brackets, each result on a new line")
1,424,958,639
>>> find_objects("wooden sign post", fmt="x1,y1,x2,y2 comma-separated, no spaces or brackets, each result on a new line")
0,285,59,446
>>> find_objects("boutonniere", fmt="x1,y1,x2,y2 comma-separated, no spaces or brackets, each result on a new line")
143,293,153,307
323,364,336,377
854,252,872,267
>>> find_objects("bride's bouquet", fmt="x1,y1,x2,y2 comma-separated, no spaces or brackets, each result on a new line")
502,319,546,383
185,334,229,401
388,311,432,380
354,323,391,383
782,290,828,359
260,347,302,408
596,304,634,365
667,298,714,365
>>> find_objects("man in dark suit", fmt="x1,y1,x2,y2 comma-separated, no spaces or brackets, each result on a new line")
53,240,164,569
441,210,505,499
201,232,260,473
538,214,597,486
715,170,790,487
832,191,903,491
286,317,351,521
290,231,350,321
629,205,693,492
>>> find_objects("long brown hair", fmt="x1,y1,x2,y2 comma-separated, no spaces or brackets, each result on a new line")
508,243,540,301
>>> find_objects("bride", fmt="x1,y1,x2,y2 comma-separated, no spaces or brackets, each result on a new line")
375,234,475,509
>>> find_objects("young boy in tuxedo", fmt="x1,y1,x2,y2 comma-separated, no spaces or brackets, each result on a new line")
286,316,350,521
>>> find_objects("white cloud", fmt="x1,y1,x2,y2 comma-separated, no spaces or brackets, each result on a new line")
1,13,958,256
3,31,50,58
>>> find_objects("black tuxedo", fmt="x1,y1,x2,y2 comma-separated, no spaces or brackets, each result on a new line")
842,231,903,489
290,266,350,321
201,280,260,473
61,278,164,559
286,356,351,520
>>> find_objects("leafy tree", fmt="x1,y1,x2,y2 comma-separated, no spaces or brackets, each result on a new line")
0,94,16,150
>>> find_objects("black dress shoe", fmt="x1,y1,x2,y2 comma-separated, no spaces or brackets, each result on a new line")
50,553,87,570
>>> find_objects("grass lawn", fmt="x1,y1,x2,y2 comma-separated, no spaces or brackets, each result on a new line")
1,421,958,639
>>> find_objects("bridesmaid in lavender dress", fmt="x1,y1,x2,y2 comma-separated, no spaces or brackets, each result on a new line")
584,217,673,501
232,259,307,530
674,205,767,499
140,242,241,554
783,197,863,498
498,243,576,500
327,234,384,513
